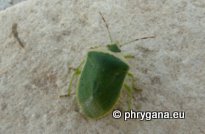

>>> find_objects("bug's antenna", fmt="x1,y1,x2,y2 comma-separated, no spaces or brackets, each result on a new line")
99,12,113,43
119,36,155,47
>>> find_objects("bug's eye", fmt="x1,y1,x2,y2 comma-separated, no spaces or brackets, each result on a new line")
107,44,121,53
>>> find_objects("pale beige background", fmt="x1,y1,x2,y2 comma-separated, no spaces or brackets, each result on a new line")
0,0,205,134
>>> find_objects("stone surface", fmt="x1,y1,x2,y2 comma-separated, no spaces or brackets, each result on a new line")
0,0,205,134
0,0,26,10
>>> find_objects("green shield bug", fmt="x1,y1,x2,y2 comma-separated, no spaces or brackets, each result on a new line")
61,12,155,119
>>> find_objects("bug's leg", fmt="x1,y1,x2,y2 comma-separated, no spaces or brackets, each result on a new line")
127,72,143,92
124,83,134,110
90,45,101,49
127,72,135,90
124,54,135,59
123,72,142,110
59,70,80,97
59,60,84,97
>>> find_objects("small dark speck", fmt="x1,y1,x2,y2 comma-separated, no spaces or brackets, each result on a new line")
142,68,148,74
9,1,13,5
1,103,7,111
74,105,79,112
62,30,71,36
150,76,161,85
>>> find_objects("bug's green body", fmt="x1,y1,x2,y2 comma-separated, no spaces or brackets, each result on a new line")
61,13,155,119
77,48,129,118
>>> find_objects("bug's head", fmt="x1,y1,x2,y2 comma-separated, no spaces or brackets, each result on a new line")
107,43,121,53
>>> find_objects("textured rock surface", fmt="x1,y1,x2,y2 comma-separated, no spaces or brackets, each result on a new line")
0,0,26,10
0,0,205,133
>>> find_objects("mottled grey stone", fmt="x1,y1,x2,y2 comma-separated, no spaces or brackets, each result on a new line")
0,0,205,134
